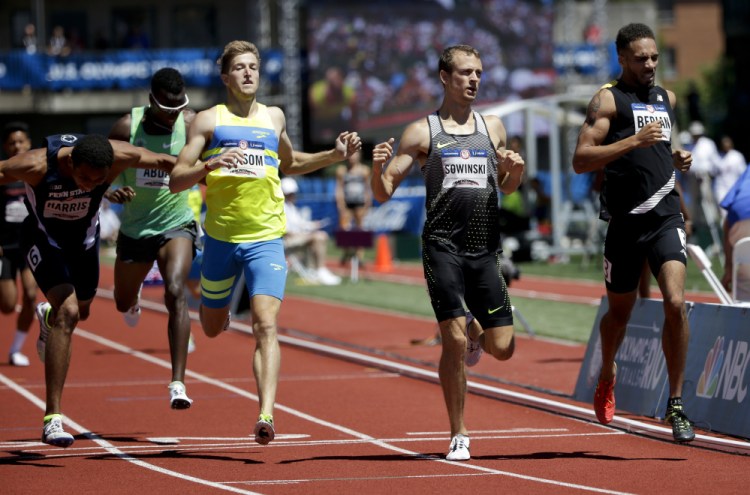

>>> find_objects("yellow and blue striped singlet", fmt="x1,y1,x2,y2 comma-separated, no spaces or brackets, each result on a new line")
201,104,285,243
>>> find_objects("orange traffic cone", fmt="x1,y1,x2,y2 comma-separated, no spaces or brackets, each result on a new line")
374,234,393,273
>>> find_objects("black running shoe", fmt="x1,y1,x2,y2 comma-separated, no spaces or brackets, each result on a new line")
665,399,695,443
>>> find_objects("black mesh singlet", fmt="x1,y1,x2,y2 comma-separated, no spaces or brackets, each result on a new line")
421,112,500,257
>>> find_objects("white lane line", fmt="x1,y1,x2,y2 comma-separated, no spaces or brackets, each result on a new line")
225,319,749,457
407,428,569,435
146,435,311,444
12,432,626,461
71,325,636,494
0,372,262,495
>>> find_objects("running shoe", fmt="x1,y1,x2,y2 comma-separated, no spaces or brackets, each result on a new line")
665,398,695,443
35,302,52,362
446,433,471,461
168,381,193,410
593,364,617,425
42,414,75,448
123,304,141,327
9,352,30,367
464,311,483,367
253,414,275,445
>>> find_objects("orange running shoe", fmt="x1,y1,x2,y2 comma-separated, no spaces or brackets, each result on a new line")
593,366,616,425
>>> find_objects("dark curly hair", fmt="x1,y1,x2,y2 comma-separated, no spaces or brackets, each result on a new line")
151,67,185,95
71,134,114,170
615,23,655,54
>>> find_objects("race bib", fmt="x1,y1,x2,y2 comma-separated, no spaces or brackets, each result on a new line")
441,149,488,189
43,197,92,220
632,103,672,142
217,141,267,178
135,168,170,188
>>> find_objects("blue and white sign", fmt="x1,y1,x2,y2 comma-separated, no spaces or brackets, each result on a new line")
576,298,750,440
682,304,750,438
0,48,283,91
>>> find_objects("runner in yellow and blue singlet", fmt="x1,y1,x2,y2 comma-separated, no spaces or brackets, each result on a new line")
169,40,361,446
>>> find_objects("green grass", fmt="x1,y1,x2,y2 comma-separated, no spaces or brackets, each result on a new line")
287,246,724,344
516,254,719,294
284,274,599,343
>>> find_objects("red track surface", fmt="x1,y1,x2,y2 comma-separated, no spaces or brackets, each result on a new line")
1,264,746,494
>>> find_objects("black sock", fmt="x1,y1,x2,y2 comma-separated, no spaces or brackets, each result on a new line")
667,397,683,409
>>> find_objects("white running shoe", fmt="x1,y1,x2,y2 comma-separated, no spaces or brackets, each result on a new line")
446,433,470,461
9,352,30,367
316,267,341,286
253,414,275,445
464,311,483,367
35,302,52,362
168,381,193,410
123,304,141,327
42,415,75,448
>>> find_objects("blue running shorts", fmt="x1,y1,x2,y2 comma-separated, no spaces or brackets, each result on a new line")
200,235,287,308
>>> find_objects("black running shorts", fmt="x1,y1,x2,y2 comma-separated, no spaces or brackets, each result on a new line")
116,221,199,263
21,228,99,301
603,213,687,293
422,241,513,329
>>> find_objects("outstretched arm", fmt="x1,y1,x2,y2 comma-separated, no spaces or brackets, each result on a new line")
110,139,176,174
272,107,361,176
0,148,47,186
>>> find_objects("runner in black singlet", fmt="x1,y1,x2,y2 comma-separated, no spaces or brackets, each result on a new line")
572,23,695,443
371,45,525,461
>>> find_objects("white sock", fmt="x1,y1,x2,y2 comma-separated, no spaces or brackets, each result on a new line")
9,329,28,354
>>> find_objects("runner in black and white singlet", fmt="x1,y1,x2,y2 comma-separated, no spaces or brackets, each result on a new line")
573,23,695,443
371,45,525,461
0,133,175,448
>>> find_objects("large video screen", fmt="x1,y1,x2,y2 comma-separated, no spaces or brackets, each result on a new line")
305,0,555,146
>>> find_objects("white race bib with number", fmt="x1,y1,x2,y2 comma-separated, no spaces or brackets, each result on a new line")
43,197,92,220
632,103,672,142
218,141,266,178
441,149,488,189
135,168,170,188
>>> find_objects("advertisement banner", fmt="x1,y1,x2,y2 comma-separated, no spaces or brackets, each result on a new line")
0,48,283,91
295,176,425,236
682,304,750,439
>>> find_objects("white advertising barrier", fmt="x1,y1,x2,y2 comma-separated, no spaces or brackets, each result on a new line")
576,297,750,440
573,297,671,419
682,304,750,439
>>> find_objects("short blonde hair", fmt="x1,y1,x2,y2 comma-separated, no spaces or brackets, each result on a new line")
217,40,261,74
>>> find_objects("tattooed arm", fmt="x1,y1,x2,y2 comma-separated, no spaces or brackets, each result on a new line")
571,88,664,174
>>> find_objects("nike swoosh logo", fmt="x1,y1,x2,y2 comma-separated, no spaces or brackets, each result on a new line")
436,141,457,149
488,306,502,314
162,142,178,149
